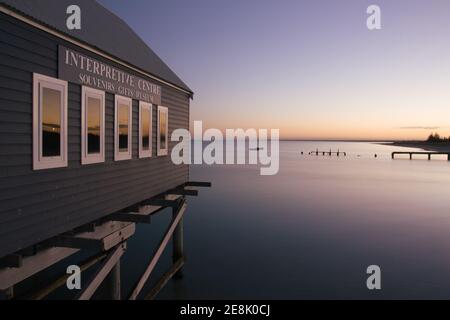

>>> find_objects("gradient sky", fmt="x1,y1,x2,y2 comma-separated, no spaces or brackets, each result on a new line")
99,0,450,140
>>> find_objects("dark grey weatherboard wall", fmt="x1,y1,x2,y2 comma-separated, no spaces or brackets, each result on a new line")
0,12,190,258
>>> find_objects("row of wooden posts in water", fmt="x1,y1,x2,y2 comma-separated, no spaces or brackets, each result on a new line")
302,149,348,157
300,149,450,160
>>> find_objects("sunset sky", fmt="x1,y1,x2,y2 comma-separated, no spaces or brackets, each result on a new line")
99,0,450,140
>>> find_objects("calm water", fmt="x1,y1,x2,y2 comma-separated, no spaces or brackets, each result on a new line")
36,141,450,299
120,141,450,299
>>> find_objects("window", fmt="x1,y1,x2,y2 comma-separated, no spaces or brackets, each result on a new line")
139,102,152,158
81,87,105,164
157,106,168,156
33,73,68,170
114,95,132,161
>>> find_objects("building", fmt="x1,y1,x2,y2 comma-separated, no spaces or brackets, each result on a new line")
0,0,194,269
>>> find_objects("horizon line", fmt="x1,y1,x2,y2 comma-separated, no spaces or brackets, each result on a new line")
187,138,425,142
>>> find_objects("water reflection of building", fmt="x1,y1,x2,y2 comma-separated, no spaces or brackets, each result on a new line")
0,0,210,300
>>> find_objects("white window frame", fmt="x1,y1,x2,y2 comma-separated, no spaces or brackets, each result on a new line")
114,95,133,161
33,73,68,170
157,106,169,156
81,86,105,165
139,101,153,158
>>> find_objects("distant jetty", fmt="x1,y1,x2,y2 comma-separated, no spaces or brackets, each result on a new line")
392,151,450,161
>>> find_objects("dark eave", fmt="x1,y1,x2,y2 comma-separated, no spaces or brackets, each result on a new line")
0,0,194,98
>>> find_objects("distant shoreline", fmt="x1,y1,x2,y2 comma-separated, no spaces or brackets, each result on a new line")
191,139,450,152
280,139,450,152
377,141,450,152
280,139,391,142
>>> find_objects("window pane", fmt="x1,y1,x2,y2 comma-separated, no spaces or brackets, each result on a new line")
87,97,101,154
118,103,129,152
159,111,166,149
42,87,61,157
142,108,150,151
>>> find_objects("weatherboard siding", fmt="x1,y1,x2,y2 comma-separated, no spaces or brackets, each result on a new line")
0,13,190,257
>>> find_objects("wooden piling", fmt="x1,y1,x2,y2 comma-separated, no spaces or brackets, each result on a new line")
0,286,13,300
172,205,184,278
6,287,13,300
145,257,185,300
104,261,121,300
76,244,125,300
128,201,187,300
309,150,347,157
